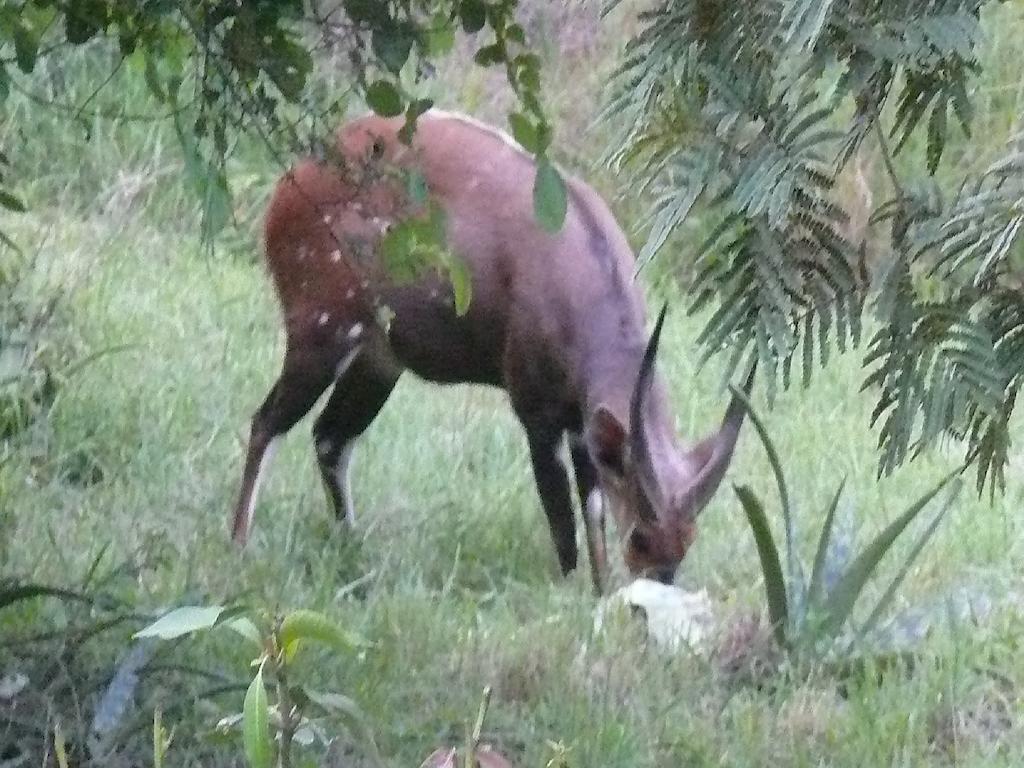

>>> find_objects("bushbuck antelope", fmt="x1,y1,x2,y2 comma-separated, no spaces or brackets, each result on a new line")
230,110,752,593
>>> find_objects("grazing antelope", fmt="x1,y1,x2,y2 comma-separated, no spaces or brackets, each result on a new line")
230,110,752,593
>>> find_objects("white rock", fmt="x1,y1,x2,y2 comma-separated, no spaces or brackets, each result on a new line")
594,579,715,652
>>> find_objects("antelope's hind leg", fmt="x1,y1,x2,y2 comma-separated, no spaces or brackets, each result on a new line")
571,440,606,595
231,346,336,545
312,351,400,528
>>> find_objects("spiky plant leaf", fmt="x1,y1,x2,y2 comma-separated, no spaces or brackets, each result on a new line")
818,465,965,641
734,484,789,647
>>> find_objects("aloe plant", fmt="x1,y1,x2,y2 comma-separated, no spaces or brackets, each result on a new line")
729,386,964,657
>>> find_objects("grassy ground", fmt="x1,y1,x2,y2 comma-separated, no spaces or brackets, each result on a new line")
3,3,1024,767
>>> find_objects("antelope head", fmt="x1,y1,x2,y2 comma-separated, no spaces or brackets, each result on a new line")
584,305,754,585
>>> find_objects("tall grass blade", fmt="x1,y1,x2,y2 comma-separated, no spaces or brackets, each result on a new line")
734,484,788,647
819,466,964,641
807,477,846,611
858,478,962,640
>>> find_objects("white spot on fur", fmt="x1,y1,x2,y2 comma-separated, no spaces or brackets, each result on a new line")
335,443,357,527
345,288,356,299
322,213,332,224
334,346,360,379
297,246,307,261
318,312,330,326
585,490,604,524
347,322,364,340
330,249,342,263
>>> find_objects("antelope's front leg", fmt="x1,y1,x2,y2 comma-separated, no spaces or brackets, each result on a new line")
524,429,579,577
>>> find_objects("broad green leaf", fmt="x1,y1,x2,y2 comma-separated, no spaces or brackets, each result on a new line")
64,7,101,45
0,190,26,212
734,484,788,647
460,0,487,33
12,21,39,74
508,112,539,153
134,605,225,640
372,24,414,73
365,80,403,117
806,477,846,610
447,255,473,316
344,0,390,27
859,479,961,638
533,159,567,233
242,667,272,768
819,466,964,640
473,43,504,67
279,609,365,659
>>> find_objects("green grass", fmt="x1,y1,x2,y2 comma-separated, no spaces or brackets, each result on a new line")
3,5,1024,766
3,204,1024,766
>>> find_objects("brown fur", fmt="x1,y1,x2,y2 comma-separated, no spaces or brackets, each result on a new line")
230,112,749,593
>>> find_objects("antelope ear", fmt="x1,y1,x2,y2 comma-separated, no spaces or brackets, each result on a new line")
586,406,627,474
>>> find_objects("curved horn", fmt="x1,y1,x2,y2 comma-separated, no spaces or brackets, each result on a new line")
629,303,669,515
683,360,757,515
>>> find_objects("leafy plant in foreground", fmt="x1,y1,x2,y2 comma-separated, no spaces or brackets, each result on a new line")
729,386,964,658
135,604,383,768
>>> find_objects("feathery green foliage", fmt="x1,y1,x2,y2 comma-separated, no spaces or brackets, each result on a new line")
606,0,1021,489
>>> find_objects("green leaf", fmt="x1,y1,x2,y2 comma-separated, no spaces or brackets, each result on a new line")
819,465,964,641
533,159,567,233
365,80,403,117
0,190,26,213
372,23,414,73
474,43,505,66
242,666,272,768
508,112,539,153
806,477,846,611
13,21,39,74
447,254,473,316
134,605,225,640
734,484,788,647
460,0,487,34
344,0,390,27
279,609,366,660
65,6,102,45
728,384,798,594
0,63,9,104
859,479,961,639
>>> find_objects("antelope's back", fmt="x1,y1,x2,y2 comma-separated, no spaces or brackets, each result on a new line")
261,112,644,374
